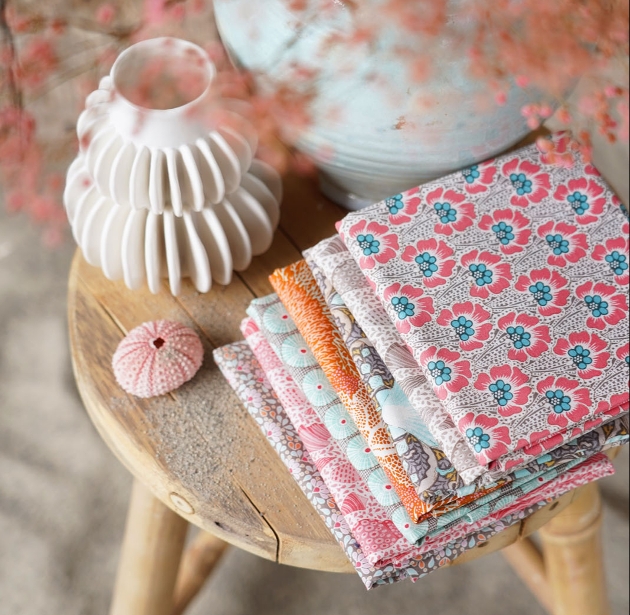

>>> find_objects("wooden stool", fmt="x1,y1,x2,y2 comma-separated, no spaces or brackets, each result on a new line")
67,170,616,615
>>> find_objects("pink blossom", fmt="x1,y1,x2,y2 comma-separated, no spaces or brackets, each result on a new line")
474,365,532,417
478,208,532,255
537,376,593,428
502,158,551,207
575,281,628,330
425,187,475,235
348,220,399,270
553,177,607,225
383,283,434,334
497,312,551,362
591,237,629,286
461,159,497,195
401,238,456,288
458,412,511,465
436,301,493,351
460,249,512,299
537,220,589,267
419,346,472,401
386,186,422,225
553,332,610,380
616,343,630,390
515,268,571,317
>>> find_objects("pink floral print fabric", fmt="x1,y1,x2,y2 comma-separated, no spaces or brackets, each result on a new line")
339,136,629,472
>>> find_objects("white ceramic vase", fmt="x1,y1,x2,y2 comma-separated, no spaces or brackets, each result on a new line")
65,37,282,295
64,155,282,295
77,37,259,216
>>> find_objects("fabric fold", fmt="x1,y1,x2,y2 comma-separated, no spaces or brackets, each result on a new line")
270,260,431,522
213,340,616,589
303,244,501,508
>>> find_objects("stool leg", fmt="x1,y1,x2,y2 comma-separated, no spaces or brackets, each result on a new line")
172,532,230,615
539,483,609,615
109,480,189,615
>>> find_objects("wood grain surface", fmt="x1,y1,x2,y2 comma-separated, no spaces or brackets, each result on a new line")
68,133,578,574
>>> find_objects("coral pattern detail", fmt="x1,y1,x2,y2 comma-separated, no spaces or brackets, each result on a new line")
401,238,456,288
461,160,497,195
575,281,629,330
515,269,571,317
537,220,589,267
553,332,610,380
478,209,532,255
553,177,607,225
386,187,422,225
112,320,203,398
436,302,493,352
474,365,532,418
460,250,512,299
501,158,551,207
497,312,551,362
591,237,629,286
347,220,399,270
425,187,476,235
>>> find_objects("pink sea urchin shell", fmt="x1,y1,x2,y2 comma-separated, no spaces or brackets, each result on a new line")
112,320,204,398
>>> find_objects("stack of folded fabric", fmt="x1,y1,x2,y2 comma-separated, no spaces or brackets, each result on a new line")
213,134,629,589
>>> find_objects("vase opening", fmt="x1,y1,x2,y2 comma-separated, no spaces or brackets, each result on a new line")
112,37,214,112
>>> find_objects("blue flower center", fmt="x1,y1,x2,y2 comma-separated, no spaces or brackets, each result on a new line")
415,252,438,277
506,325,532,349
462,165,480,184
386,194,404,215
451,316,475,341
529,281,553,306
510,172,533,195
489,379,514,407
568,345,593,370
545,389,572,414
391,296,415,320
428,360,452,386
626,355,630,367
466,427,491,453
469,263,494,287
567,191,590,215
584,294,609,318
434,202,458,224
546,234,570,256
605,251,628,276
357,233,380,257
492,221,515,245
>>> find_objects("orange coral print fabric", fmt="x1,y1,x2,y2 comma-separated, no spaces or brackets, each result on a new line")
270,260,430,521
